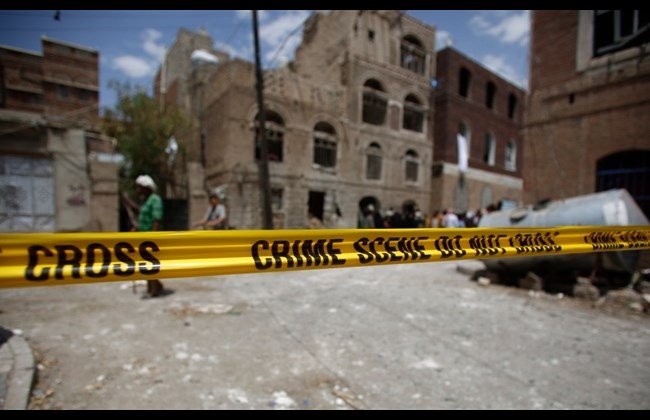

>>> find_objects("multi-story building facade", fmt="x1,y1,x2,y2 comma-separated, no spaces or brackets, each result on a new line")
0,37,118,232
525,10,650,217
432,47,526,215
163,11,436,229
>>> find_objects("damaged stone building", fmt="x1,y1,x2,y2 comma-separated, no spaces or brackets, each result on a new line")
432,47,526,214
0,37,119,232
158,11,436,229
525,10,650,218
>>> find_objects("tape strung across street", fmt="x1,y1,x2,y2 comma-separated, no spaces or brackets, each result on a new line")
0,226,649,289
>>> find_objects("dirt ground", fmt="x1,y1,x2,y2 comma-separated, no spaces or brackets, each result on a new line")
1,261,648,410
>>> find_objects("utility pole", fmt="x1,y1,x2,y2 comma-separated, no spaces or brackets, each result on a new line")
253,10,274,229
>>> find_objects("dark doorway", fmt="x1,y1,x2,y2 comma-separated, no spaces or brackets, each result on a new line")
596,150,650,218
359,196,380,214
308,191,325,221
163,199,188,231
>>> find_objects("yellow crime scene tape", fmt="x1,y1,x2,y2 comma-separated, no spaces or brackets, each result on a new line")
0,226,649,289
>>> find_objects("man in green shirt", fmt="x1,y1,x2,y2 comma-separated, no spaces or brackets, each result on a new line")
123,174,166,298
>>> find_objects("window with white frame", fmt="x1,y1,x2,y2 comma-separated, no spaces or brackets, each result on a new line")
593,10,650,57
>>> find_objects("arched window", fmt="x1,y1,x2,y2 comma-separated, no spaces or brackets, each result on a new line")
366,142,383,180
508,93,517,119
313,122,337,168
400,35,426,75
403,94,424,133
405,149,419,182
486,81,496,109
484,132,496,166
505,140,517,171
596,149,650,218
254,110,285,162
362,79,387,125
459,67,471,98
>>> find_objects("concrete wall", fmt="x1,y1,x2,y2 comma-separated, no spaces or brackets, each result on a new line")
163,12,437,229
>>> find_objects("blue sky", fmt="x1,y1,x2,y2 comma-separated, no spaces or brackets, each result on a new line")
0,10,530,112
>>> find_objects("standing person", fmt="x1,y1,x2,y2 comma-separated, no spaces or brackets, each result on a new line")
442,207,460,228
122,174,166,298
193,193,227,230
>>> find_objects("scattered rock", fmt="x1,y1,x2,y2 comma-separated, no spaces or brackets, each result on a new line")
332,387,364,410
576,276,593,285
634,280,650,295
166,303,234,318
269,391,297,410
596,288,647,313
573,283,600,301
471,269,499,284
477,277,490,287
518,272,544,291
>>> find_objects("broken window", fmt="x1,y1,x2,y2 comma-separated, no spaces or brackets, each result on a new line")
313,122,337,168
403,94,424,133
405,149,419,182
362,79,387,126
486,81,496,110
366,142,382,180
56,84,69,99
593,10,650,57
505,140,516,171
400,35,426,75
508,93,517,119
254,110,284,162
484,132,496,166
459,67,471,98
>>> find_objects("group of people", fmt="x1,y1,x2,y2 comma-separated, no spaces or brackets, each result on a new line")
359,205,426,229
122,173,502,297
359,205,497,229
121,174,227,299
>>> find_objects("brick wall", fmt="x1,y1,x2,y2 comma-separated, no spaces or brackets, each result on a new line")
524,10,650,206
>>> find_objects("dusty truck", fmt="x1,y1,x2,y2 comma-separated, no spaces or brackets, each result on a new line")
477,189,649,293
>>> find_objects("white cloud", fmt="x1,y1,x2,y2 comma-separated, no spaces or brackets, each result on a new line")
112,28,167,79
260,10,310,66
436,30,453,50
481,54,527,89
112,55,155,78
214,41,251,61
469,11,530,47
235,10,268,21
142,28,166,62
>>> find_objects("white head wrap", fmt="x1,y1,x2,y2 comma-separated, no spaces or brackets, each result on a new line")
135,175,156,191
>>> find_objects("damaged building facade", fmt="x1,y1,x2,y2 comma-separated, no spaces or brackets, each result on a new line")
0,37,119,232
432,47,526,214
158,11,436,229
525,10,650,218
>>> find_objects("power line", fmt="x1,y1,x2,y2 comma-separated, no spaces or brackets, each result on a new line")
264,11,315,69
